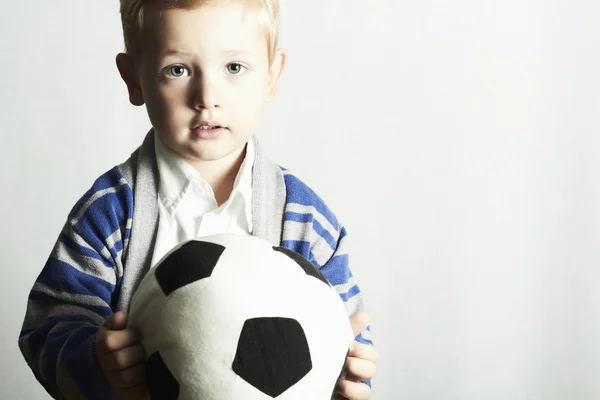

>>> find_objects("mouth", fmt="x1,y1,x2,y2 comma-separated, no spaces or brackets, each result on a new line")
191,122,227,139
196,124,222,130
192,119,227,130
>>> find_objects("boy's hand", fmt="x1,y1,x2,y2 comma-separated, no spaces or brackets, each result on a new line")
333,312,378,400
96,311,150,400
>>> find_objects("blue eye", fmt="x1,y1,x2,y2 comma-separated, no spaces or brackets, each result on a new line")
226,63,247,75
166,65,189,78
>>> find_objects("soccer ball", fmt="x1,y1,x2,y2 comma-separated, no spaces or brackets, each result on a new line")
128,234,354,400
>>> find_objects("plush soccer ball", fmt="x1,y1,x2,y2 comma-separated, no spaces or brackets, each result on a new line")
128,234,354,400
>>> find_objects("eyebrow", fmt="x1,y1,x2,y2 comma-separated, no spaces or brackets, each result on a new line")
223,50,257,56
161,49,193,57
159,49,259,59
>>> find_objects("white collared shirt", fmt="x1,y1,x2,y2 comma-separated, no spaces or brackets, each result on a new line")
150,133,254,267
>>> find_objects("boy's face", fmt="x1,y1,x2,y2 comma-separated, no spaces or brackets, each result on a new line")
117,3,285,164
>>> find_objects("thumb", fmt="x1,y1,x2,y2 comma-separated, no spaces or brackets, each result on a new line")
349,311,370,338
102,311,128,330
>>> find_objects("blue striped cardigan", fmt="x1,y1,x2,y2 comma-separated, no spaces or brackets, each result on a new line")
18,132,372,399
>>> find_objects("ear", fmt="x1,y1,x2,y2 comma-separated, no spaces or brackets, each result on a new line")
116,53,145,106
265,48,287,102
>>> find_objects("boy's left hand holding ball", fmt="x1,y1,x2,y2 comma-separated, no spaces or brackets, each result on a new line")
333,312,378,400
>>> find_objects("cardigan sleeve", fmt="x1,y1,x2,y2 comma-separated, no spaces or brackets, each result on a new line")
319,225,374,387
18,167,133,399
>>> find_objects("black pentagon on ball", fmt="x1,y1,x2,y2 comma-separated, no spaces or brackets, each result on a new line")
273,246,329,286
147,351,180,400
232,317,312,397
155,241,225,296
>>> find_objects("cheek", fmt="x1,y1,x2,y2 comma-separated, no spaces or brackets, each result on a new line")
229,77,268,110
233,94,265,125
146,85,189,127
155,84,188,108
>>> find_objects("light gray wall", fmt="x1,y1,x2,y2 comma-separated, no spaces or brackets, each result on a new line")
1,0,599,399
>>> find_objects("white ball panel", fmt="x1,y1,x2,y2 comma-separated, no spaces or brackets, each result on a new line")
127,269,167,356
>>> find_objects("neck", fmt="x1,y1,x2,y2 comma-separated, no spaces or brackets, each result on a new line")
188,145,247,207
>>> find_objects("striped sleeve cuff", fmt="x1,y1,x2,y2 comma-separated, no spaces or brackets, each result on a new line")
57,328,117,400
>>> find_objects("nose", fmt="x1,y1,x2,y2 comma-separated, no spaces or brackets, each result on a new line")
192,73,221,110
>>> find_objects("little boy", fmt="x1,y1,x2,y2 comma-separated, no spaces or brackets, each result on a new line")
18,1,377,399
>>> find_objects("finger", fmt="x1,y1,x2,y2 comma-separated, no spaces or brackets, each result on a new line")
97,328,141,353
103,311,129,330
349,343,378,363
116,382,150,400
109,363,147,388
335,379,371,400
349,312,370,338
105,344,146,371
344,357,376,381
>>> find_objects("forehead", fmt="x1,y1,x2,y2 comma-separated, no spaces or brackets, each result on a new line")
141,3,268,55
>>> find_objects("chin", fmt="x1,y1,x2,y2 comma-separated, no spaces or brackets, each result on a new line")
187,147,237,164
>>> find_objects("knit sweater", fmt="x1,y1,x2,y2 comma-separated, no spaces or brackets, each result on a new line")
18,131,372,399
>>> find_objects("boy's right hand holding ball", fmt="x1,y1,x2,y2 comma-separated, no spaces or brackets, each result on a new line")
96,311,150,400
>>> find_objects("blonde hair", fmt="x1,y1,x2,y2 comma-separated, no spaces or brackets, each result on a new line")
119,0,280,62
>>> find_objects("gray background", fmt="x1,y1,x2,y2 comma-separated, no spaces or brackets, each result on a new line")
1,0,600,399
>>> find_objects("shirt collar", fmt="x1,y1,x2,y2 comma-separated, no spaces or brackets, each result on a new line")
235,138,254,232
154,132,254,231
